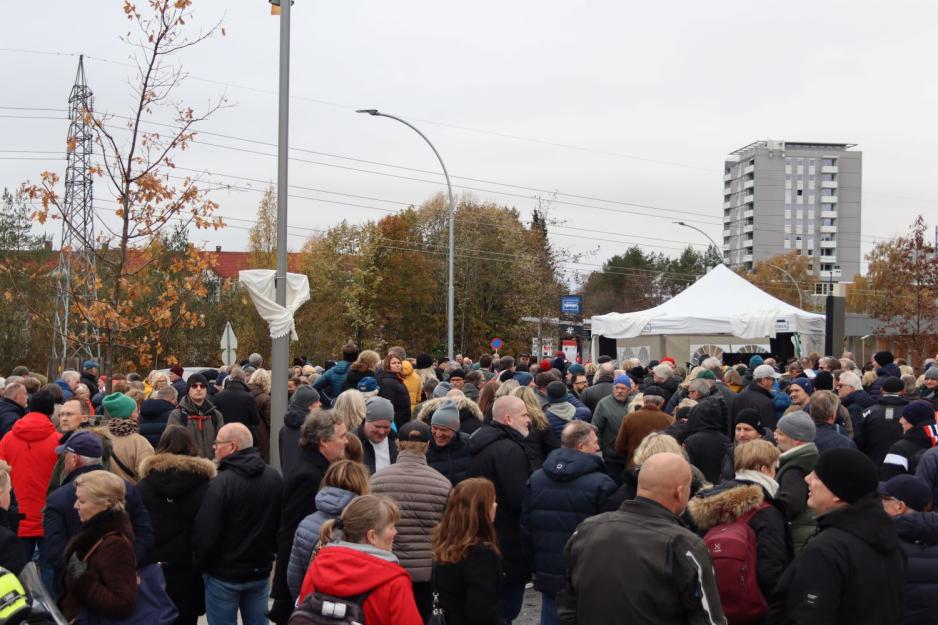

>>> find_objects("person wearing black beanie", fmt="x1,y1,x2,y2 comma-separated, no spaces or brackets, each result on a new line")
880,400,938,480
733,408,765,443
768,447,905,625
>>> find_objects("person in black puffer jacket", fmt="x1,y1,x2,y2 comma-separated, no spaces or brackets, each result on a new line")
138,386,176,449
880,474,938,625
278,386,320,475
767,448,906,625
521,421,616,624
681,395,731,484
880,400,938,480
211,368,261,433
377,354,412,429
137,426,217,625
423,400,472,486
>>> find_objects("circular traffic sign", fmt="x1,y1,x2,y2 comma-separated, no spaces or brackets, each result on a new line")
490,337,504,350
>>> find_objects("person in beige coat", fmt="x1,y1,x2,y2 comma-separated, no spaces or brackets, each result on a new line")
100,392,154,484
370,420,452,622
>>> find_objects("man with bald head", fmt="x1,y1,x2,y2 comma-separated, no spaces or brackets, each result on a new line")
194,422,284,625
557,453,726,625
466,395,533,623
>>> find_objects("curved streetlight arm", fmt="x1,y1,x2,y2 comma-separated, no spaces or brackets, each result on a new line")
673,221,722,259
768,264,804,310
356,109,456,360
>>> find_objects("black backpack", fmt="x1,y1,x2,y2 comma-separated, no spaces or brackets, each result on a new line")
288,591,370,625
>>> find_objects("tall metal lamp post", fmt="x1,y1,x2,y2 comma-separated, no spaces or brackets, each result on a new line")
269,0,292,471
673,221,722,260
356,109,455,360
767,264,805,311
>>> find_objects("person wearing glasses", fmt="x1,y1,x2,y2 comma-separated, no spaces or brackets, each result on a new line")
168,373,225,459
194,423,283,625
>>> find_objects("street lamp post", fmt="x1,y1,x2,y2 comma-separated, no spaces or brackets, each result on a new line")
356,109,455,361
767,264,805,311
269,0,291,471
673,221,722,262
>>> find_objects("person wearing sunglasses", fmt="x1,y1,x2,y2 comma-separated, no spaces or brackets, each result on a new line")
168,374,224,459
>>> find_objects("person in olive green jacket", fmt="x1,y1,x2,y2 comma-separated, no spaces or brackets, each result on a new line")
591,375,634,484
774,410,819,553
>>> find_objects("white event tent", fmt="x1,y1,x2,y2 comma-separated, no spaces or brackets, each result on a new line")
589,264,825,365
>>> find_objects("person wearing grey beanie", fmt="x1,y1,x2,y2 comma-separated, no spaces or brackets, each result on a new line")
426,399,472,486
774,410,820,554
358,397,397,474
432,382,453,399
430,400,461,432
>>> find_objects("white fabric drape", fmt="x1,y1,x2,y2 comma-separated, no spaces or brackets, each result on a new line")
238,269,310,340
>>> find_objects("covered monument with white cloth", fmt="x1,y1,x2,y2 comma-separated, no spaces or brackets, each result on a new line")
588,264,825,366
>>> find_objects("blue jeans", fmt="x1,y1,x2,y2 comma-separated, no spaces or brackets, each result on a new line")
497,581,526,624
20,537,55,597
541,592,559,625
204,575,270,625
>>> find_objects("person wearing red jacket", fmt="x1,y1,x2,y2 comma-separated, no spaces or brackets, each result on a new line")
298,495,421,625
0,389,60,568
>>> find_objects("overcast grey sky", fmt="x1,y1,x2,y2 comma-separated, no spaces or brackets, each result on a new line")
2,1,937,281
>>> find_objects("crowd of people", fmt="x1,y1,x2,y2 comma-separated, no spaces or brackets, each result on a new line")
0,345,936,624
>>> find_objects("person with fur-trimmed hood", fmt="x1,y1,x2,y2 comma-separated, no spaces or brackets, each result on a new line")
137,425,217,625
688,440,793,600
415,393,484,435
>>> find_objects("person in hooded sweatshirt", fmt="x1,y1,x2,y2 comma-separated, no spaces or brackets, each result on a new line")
767,448,906,625
279,385,320,475
543,381,590,437
680,393,731,484
137,385,176,448
137,425,217,625
881,400,938,480
193,423,282,625
314,343,359,405
521,420,616,625
879,475,938,625
297,495,422,625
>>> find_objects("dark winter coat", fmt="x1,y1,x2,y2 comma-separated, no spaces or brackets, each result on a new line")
287,486,357,598
870,363,903,399
60,508,137,623
682,397,731,484
278,403,308,475
137,398,174,448
916,447,938,506
356,425,399,475
272,447,331,605
193,447,283,582
767,493,906,625
79,371,100,397
0,509,25,575
377,370,412,429
657,376,681,405
856,395,908,465
43,463,154,597
0,398,25,438
813,422,856,453
688,481,793,598
893,511,938,625
433,543,506,625
248,383,271,463
544,402,590,438
340,367,375,392
520,448,616,594
426,431,472,485
733,382,778,430
557,497,725,625
137,452,216,620
211,380,260,432
881,421,938,480
313,359,351,403
842,388,876,431
521,425,561,473
775,443,819,554
466,422,532,583
580,380,613,414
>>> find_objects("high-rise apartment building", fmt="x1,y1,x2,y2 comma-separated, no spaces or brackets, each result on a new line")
722,140,862,291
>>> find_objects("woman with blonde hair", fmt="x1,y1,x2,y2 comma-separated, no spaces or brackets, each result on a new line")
333,389,367,431
432,478,504,625
511,386,559,471
287,460,372,598
248,368,272,462
342,350,380,392
298,495,421,625
60,471,140,622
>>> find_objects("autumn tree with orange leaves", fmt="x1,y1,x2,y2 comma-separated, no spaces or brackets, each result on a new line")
24,0,225,382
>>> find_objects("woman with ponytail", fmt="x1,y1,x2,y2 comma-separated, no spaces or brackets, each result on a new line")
297,494,421,625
